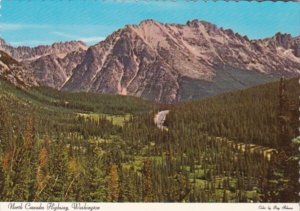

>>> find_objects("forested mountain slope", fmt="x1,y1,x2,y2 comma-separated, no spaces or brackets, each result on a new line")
122,77,299,202
166,77,299,148
0,78,298,202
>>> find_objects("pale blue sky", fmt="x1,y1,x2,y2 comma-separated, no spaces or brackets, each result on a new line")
1,0,299,47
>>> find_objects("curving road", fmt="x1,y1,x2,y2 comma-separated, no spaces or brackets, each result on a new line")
154,110,170,131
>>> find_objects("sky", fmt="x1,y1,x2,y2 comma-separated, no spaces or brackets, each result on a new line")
1,0,299,47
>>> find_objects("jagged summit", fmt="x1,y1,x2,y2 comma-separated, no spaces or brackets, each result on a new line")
62,19,300,102
139,19,158,25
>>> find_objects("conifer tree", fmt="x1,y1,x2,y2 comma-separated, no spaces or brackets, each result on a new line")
142,159,153,202
107,164,119,202
35,145,49,201
84,146,106,202
222,190,229,202
278,77,291,149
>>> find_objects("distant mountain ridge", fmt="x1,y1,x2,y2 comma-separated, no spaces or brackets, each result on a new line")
0,39,87,61
0,50,38,87
0,39,87,88
0,19,299,102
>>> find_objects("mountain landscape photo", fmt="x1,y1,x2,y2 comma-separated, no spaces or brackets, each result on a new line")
0,0,299,203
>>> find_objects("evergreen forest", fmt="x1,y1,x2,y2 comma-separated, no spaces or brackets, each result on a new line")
0,77,298,202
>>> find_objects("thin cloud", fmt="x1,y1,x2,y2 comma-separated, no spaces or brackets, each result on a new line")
7,32,105,47
9,40,55,47
52,31,105,44
0,23,49,31
52,31,74,39
102,0,189,10
80,36,105,43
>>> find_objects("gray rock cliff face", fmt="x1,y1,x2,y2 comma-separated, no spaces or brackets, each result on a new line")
0,40,87,88
64,20,300,102
0,50,38,87
23,49,86,88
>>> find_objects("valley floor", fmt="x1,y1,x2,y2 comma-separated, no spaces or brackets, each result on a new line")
0,78,298,202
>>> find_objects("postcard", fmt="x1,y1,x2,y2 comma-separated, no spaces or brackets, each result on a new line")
0,0,299,210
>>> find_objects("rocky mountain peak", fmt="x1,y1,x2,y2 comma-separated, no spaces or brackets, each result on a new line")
0,50,38,87
62,19,300,103
271,32,293,49
186,19,202,27
0,19,299,103
0,39,87,61
0,38,7,46
50,40,88,51
139,19,159,26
